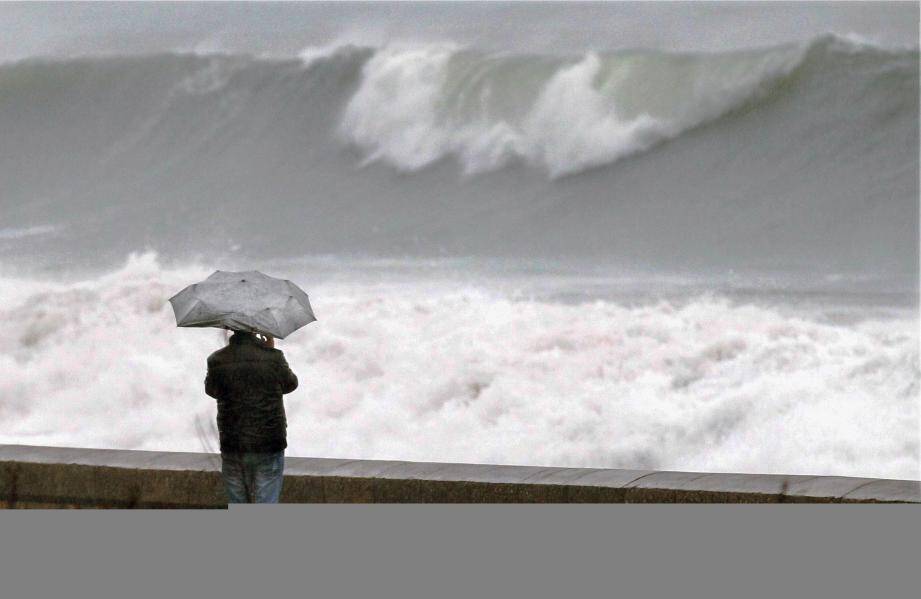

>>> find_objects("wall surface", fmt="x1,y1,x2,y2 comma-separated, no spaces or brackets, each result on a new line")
1,445,919,507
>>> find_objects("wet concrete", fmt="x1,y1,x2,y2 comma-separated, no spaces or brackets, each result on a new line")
1,445,918,507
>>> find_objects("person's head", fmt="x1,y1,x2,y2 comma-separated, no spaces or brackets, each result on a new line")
230,330,257,343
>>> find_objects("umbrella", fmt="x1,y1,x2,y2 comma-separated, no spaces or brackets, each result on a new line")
168,270,316,339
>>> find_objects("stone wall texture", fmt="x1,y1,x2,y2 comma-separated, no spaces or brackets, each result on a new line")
2,445,918,507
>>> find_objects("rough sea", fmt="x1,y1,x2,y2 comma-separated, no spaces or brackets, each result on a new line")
1,2,917,479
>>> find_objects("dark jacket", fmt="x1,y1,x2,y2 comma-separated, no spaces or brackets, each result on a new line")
205,332,299,453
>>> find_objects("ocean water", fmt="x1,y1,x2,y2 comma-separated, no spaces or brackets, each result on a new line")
0,3,918,479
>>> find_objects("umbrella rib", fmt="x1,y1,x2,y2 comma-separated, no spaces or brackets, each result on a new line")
261,308,281,335
174,298,206,323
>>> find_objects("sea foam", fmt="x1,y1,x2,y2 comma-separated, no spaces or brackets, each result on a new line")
1,253,916,479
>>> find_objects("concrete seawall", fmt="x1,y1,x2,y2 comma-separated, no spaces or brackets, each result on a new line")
1,445,918,507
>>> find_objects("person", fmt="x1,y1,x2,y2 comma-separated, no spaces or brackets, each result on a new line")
205,329,299,503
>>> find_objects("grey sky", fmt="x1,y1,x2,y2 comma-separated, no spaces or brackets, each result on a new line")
0,1,917,60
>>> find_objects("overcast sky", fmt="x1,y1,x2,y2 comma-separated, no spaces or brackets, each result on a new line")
0,1,917,60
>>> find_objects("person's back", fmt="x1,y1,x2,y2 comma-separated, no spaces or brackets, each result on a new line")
205,330,298,503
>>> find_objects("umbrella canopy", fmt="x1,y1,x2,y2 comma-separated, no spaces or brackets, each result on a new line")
168,270,316,339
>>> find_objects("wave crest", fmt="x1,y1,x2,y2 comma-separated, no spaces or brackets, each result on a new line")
0,36,916,272
338,42,811,176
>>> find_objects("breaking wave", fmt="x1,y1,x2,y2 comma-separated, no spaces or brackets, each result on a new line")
337,40,807,176
1,34,917,275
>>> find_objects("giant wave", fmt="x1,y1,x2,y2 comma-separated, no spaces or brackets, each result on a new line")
0,34,917,277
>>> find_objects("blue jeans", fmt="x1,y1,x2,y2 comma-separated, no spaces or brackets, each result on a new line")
221,451,285,503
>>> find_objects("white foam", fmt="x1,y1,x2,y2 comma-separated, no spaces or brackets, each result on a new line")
823,31,920,54
175,58,240,95
298,43,350,69
518,53,668,177
339,43,807,177
0,224,61,240
339,43,460,171
1,253,917,479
